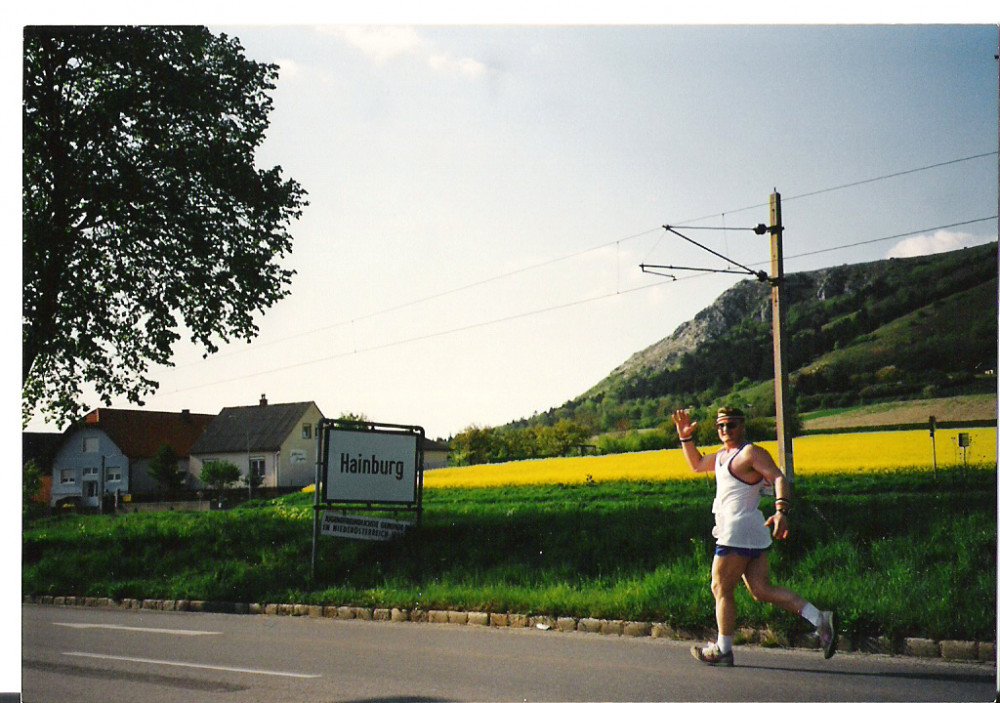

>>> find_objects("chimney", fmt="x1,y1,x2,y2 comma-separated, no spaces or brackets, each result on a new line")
181,409,191,422
259,394,268,406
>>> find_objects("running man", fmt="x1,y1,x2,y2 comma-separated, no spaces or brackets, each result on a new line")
672,406,837,666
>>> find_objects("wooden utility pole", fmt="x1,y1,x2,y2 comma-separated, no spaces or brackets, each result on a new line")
768,191,794,482
644,191,797,482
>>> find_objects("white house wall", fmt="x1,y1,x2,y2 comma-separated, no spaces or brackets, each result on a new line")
276,405,324,487
188,452,273,490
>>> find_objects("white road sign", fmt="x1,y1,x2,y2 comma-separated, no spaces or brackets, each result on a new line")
323,428,418,504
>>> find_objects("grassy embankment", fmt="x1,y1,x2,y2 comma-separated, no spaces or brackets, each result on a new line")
23,429,996,646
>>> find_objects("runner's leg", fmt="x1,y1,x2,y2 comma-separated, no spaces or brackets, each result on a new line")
742,553,806,615
712,553,752,639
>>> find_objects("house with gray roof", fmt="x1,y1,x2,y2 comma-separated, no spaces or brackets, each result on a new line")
189,395,324,490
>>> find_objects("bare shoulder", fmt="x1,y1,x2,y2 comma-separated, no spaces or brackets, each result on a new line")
744,443,781,478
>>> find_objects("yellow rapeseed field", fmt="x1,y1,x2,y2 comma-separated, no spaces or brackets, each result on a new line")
423,428,997,489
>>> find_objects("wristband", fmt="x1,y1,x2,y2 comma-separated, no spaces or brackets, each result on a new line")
679,436,693,443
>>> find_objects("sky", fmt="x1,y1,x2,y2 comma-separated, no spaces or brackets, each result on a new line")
7,7,1000,693
14,17,999,445
26,20,998,442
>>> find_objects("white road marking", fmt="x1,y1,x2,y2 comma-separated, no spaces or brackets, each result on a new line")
63,651,321,678
54,622,222,636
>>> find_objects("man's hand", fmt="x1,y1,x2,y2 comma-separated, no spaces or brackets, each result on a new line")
765,511,789,540
672,409,697,440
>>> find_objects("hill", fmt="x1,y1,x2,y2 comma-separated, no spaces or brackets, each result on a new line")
528,242,997,433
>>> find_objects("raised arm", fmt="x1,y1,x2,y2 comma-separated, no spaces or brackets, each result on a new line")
672,409,716,473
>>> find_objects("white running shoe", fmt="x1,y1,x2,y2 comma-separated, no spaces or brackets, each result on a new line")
691,642,735,667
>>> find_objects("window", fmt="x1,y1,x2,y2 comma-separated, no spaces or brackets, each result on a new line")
250,457,266,482
82,467,99,479
60,470,75,485
106,467,122,483
83,437,99,453
302,423,312,439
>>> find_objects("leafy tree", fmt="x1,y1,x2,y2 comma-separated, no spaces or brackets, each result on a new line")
536,420,591,457
148,443,183,494
199,460,242,498
338,412,371,424
22,26,308,428
449,426,494,466
23,459,44,520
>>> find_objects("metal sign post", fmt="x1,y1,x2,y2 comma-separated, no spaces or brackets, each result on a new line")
929,416,938,474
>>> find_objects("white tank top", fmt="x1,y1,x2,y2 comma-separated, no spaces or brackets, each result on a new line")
711,443,772,549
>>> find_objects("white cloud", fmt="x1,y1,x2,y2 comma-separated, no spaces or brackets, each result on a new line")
428,52,488,79
326,25,487,78
885,230,995,259
332,25,427,64
274,57,301,79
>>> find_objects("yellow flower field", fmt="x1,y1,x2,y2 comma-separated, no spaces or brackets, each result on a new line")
423,428,997,489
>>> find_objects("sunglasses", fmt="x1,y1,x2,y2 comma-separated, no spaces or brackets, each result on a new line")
716,422,743,430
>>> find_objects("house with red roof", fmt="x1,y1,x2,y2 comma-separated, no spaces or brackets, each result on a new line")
49,407,215,508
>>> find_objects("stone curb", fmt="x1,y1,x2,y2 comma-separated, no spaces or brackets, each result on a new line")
22,594,994,662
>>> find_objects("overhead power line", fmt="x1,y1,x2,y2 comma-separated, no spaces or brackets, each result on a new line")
178,150,998,371
781,216,998,263
672,151,999,224
164,214,998,395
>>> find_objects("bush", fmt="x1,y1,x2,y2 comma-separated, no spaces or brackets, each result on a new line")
200,460,242,496
148,444,184,494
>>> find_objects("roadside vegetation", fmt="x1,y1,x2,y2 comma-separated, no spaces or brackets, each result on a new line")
23,456,996,646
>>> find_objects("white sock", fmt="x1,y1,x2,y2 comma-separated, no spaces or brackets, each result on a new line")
800,603,822,628
717,634,733,653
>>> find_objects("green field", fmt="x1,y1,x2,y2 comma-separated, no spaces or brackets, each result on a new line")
23,466,996,646
799,393,996,432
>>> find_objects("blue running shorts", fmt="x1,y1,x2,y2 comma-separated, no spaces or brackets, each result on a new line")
715,545,769,559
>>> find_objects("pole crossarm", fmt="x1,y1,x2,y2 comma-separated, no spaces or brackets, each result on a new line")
645,225,771,283
640,263,754,278
642,201,795,482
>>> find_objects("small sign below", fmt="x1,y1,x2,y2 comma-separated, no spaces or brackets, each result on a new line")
320,513,412,542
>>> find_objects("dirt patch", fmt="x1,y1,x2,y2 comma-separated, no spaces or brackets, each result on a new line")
803,394,997,431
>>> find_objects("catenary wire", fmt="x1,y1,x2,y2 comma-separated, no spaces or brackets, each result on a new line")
163,214,998,395
173,151,998,369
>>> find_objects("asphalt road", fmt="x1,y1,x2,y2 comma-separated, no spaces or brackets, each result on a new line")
21,604,996,702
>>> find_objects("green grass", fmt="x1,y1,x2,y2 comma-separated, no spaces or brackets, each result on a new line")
22,466,996,643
